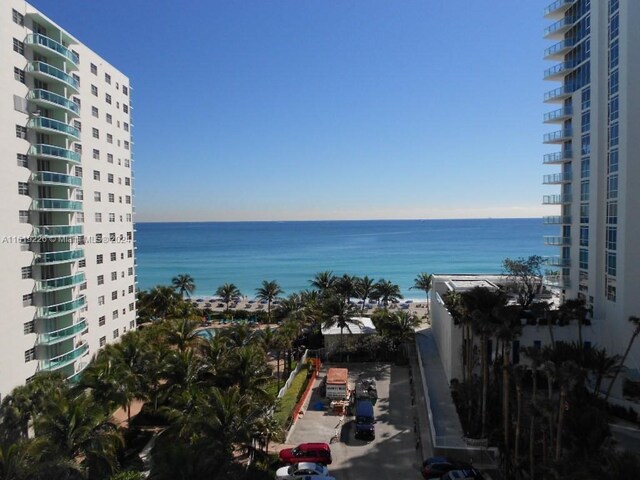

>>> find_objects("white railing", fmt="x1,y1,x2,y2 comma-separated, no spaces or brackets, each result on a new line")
277,349,309,398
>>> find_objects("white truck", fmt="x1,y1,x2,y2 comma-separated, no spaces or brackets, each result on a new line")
325,367,349,400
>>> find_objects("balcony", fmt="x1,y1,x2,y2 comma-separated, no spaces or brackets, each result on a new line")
544,235,572,246
38,319,88,346
544,85,575,103
37,296,86,319
28,89,79,117
544,128,573,143
543,172,572,184
544,60,578,80
544,256,571,267
67,361,89,383
34,248,84,265
36,272,86,292
543,150,573,164
26,61,79,92
544,0,576,18
544,38,576,59
543,194,572,205
543,215,572,225
28,117,80,140
544,106,573,123
544,16,577,38
25,33,79,68
32,225,83,238
30,144,81,163
544,275,571,288
40,341,89,371
31,199,82,212
31,171,82,188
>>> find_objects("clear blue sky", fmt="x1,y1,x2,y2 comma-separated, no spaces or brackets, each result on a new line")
29,0,556,222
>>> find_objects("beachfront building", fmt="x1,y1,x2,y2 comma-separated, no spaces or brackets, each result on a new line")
321,317,377,351
542,1,640,377
0,0,136,398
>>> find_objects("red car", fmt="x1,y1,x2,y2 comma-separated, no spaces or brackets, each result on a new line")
279,443,332,465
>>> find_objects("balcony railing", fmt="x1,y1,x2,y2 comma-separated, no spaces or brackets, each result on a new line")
32,225,83,238
30,144,81,163
40,341,89,371
544,0,576,18
28,89,80,116
31,171,82,187
25,33,79,66
31,199,82,211
543,150,573,164
544,235,572,246
37,296,86,319
544,60,578,80
543,194,572,205
26,61,79,91
543,172,572,184
28,117,80,139
36,272,86,292
544,275,571,288
38,319,88,345
544,38,576,58
67,361,89,383
544,84,575,102
544,16,577,37
543,215,572,225
34,248,84,265
543,128,573,143
544,256,571,267
544,106,573,123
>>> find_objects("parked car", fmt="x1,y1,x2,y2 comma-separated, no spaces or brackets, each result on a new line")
354,400,375,439
421,457,473,479
279,443,332,465
275,462,329,479
440,468,485,480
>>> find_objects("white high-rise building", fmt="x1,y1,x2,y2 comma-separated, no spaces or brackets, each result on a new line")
542,0,640,372
0,1,136,398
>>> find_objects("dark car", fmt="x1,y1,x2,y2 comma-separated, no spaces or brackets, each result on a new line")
421,457,473,479
441,468,484,480
279,443,332,466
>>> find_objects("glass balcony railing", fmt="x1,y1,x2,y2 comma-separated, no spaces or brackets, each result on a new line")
543,215,572,225
28,117,80,139
543,150,572,164
36,272,86,292
40,341,89,371
543,172,572,184
32,171,82,187
544,60,578,79
543,194,572,205
544,38,576,58
543,128,573,143
32,225,84,237
30,144,81,163
544,85,575,102
544,256,571,268
31,199,83,211
544,106,573,122
27,61,79,91
544,235,572,246
25,33,79,66
38,319,88,345
544,0,576,17
35,249,84,265
37,296,86,319
28,89,80,115
67,361,89,383
544,275,571,288
544,16,577,37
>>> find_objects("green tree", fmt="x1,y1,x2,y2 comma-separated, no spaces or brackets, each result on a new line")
215,283,242,311
171,274,196,298
334,274,358,304
373,279,403,307
502,255,543,309
309,271,336,297
355,276,375,314
255,280,283,323
142,286,182,321
605,315,640,401
410,272,433,314
321,296,362,361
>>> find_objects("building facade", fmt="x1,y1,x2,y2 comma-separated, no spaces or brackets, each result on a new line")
542,0,640,370
0,1,136,398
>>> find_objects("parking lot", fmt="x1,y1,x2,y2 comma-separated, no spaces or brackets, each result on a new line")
286,363,422,480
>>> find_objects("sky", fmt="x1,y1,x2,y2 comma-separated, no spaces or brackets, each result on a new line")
28,0,558,222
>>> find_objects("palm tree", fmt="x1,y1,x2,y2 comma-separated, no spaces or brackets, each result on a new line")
411,272,433,314
171,274,196,298
161,318,202,353
605,315,640,400
215,283,242,311
255,280,283,323
373,279,403,307
334,274,357,304
559,298,590,353
555,361,581,461
144,285,181,321
355,276,375,314
321,296,362,361
309,271,336,297
589,347,621,396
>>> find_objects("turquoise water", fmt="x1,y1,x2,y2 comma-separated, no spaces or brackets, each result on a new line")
135,219,557,298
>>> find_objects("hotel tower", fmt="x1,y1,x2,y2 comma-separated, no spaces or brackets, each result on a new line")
543,0,640,372
0,1,136,398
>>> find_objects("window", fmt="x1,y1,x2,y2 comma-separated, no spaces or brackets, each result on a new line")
79,258,86,267
579,249,588,270
14,67,25,83
607,252,617,276
608,174,618,199
581,110,590,133
92,128,99,139
125,177,131,186
16,125,27,139
130,320,135,329
95,213,102,223
19,210,29,223
580,180,590,202
108,193,115,203
106,113,112,124
12,9,24,25
91,84,98,96
99,336,106,347
123,104,129,114
75,190,83,201
610,95,619,122
13,38,24,55
93,170,101,181
124,140,130,150
111,271,118,281
107,153,114,163
580,204,589,224
123,85,129,95
22,293,33,307
126,214,132,222
97,275,104,285
106,93,112,104
125,159,130,168
105,73,111,84
113,328,119,338
107,133,113,144
74,144,82,154
127,231,133,240
124,122,129,132
95,233,103,243
99,316,106,326
112,291,118,300
610,39,619,69
92,106,99,118
98,295,105,306
128,285,134,294
73,96,81,107
610,70,619,95
18,182,28,195
606,227,617,250
24,348,36,363
607,284,617,302
108,174,114,183
581,133,590,156
110,252,117,261
93,148,100,159
609,123,619,147
75,166,83,177
129,303,135,312
73,120,82,131
94,191,101,202
97,254,104,264
125,195,131,204
17,153,28,167
127,249,133,258
580,226,589,247
24,321,34,335
128,267,134,276
21,266,31,279
113,310,119,320
73,73,80,86
91,63,97,75
109,213,115,223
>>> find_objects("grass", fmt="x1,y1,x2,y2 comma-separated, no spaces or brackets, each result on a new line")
274,368,311,429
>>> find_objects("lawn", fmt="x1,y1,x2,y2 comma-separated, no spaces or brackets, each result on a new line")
274,368,311,429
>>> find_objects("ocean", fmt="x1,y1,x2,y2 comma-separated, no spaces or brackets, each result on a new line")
135,218,557,299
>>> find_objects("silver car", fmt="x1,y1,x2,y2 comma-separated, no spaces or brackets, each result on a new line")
275,462,331,480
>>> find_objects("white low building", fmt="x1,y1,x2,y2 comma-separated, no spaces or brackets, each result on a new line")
322,316,377,351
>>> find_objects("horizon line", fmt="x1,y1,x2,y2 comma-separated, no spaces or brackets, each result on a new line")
133,216,544,224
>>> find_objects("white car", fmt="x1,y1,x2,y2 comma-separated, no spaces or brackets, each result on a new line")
275,462,330,480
